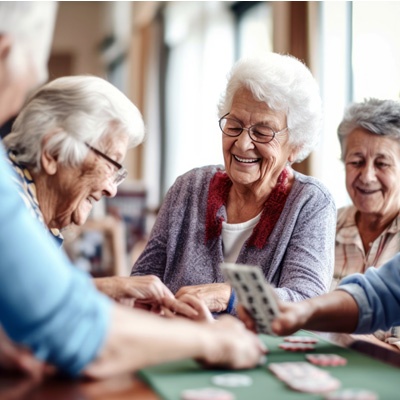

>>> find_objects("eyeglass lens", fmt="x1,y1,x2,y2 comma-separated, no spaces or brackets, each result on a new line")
219,117,275,143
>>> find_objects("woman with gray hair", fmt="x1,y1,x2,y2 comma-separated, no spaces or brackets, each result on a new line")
334,98,400,346
334,98,400,286
132,52,336,314
3,75,174,306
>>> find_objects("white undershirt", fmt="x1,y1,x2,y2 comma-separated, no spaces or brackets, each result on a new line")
222,213,262,263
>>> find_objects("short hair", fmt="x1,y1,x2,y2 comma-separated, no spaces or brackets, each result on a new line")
337,98,400,160
3,76,145,171
0,2,58,82
218,53,322,163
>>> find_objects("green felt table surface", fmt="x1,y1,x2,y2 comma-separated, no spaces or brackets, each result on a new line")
138,331,400,400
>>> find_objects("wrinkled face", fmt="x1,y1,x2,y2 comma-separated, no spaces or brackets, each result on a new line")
344,128,400,218
222,88,296,192
51,133,129,229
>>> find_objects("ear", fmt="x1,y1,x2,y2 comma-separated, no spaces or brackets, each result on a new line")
0,34,12,61
0,35,12,88
40,133,58,176
288,147,300,164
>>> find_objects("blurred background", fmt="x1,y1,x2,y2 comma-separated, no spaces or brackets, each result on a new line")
15,1,400,277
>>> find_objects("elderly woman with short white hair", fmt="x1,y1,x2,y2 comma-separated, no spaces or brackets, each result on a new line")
3,75,173,306
131,53,336,314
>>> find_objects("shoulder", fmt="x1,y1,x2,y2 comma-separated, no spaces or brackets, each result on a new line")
172,165,225,189
291,170,335,208
336,204,356,229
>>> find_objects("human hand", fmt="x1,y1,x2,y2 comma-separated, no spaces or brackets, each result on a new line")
237,299,310,336
237,304,257,332
270,301,310,336
175,283,231,313
94,275,174,311
0,327,55,380
161,294,214,322
199,315,267,369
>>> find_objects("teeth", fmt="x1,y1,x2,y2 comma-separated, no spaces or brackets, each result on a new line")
358,188,379,194
234,155,259,163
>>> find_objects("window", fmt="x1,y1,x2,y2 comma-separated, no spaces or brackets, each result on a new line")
318,1,400,209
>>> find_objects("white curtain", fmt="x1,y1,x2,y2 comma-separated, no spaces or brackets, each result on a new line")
163,1,235,194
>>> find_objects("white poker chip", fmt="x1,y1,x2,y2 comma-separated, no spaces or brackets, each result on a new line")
288,376,341,393
284,335,319,344
211,373,253,387
181,387,235,400
324,388,378,400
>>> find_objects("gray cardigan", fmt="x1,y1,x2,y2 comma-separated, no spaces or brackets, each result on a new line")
131,165,336,304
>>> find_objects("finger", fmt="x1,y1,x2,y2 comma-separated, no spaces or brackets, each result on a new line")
160,285,174,299
160,306,176,319
162,297,199,319
177,294,214,322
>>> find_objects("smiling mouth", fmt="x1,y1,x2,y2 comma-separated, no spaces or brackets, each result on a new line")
356,187,380,195
86,196,98,205
233,155,260,164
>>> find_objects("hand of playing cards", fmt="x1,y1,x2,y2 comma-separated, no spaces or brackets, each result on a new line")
221,263,280,335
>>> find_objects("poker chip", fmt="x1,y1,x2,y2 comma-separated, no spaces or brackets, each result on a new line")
324,388,378,400
181,387,235,400
306,353,347,367
279,342,316,351
211,373,253,387
269,362,330,381
288,376,341,394
284,335,319,344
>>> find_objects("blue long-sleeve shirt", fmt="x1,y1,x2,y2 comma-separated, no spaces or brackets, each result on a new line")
0,146,111,376
339,254,400,333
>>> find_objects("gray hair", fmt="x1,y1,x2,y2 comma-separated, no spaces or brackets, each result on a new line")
0,2,57,83
218,53,322,163
337,98,400,160
3,75,145,171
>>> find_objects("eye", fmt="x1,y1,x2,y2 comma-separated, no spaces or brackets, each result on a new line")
376,161,390,168
347,160,363,167
251,125,274,138
223,119,243,135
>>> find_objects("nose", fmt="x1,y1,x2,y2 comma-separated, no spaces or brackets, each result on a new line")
234,128,255,149
102,178,118,198
358,161,376,184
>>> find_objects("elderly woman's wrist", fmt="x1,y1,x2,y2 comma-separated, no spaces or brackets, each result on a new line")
226,287,236,314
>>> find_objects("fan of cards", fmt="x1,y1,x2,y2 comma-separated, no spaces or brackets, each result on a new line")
220,262,279,335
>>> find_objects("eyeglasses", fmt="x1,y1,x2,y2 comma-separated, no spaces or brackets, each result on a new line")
218,113,288,144
85,142,127,186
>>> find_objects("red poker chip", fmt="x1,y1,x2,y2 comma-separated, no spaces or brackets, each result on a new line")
306,354,347,367
181,387,235,400
284,335,319,344
324,388,378,400
279,342,316,351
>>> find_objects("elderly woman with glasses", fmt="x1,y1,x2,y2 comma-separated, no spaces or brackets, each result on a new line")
3,75,175,306
131,53,336,315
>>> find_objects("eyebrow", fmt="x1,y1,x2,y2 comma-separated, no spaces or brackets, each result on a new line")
347,151,393,159
228,114,279,128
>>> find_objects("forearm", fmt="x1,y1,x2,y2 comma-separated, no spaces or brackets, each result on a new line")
272,290,360,336
302,290,360,333
83,304,213,379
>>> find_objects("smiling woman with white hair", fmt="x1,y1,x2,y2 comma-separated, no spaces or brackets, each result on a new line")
4,75,144,238
3,75,176,304
131,53,336,314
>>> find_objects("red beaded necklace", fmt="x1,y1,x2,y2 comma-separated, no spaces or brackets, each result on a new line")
205,168,290,249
